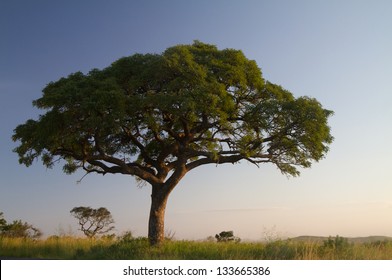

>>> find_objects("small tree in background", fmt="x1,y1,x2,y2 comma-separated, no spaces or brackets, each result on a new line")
215,231,241,243
70,206,115,238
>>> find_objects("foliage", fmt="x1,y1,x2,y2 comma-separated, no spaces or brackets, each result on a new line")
0,212,42,239
13,41,333,178
215,231,241,243
319,235,354,258
12,41,334,245
322,235,351,250
70,206,115,238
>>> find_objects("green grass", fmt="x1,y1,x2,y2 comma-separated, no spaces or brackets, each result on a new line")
2,236,392,260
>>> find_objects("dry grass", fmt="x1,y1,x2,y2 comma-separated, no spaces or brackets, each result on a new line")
0,236,113,259
1,236,392,260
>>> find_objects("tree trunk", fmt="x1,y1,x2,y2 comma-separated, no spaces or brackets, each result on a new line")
148,184,170,246
148,163,187,246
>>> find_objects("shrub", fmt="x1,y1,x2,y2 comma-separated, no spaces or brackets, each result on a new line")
0,212,42,239
215,231,241,243
322,235,350,250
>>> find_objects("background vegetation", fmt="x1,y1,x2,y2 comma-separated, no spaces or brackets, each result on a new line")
2,211,392,260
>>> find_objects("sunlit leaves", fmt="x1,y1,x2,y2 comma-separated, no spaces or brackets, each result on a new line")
13,41,333,179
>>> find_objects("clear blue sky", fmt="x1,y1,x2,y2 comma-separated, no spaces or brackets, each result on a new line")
1,0,391,240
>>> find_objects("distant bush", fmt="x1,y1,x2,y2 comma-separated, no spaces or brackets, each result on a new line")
215,231,241,243
318,235,354,259
0,212,42,239
322,235,351,250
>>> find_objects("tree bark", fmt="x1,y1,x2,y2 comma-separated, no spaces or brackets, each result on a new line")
148,161,187,246
148,184,170,246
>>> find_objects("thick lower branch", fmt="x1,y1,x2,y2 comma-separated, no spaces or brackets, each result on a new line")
185,153,272,172
186,154,244,172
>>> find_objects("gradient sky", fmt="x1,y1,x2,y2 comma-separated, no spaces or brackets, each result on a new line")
1,0,391,240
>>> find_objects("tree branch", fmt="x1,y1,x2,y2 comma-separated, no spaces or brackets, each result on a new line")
122,125,157,168
186,154,244,172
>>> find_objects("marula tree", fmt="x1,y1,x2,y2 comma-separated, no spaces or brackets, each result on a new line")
13,41,333,245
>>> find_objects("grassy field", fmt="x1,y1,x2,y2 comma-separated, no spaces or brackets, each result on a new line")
1,236,392,260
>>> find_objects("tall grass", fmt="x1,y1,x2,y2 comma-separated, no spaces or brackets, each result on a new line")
2,236,392,260
0,236,113,259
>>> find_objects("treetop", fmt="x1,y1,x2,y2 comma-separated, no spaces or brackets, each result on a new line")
13,41,333,183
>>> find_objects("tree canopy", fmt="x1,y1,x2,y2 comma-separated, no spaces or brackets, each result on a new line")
13,41,333,245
